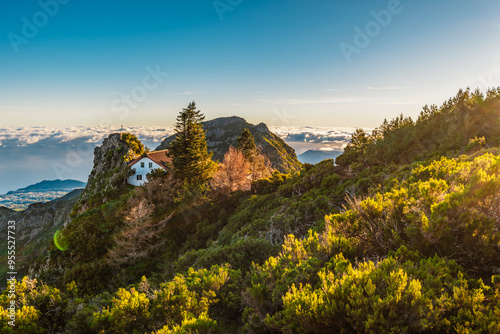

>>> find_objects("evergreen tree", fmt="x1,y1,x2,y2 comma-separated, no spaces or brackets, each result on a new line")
237,128,257,161
237,128,273,181
168,102,216,185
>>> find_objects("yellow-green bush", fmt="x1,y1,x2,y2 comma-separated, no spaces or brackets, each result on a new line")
92,265,231,333
244,235,500,333
328,153,500,275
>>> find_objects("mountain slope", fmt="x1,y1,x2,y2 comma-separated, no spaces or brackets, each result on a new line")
0,189,82,282
11,88,500,333
156,116,302,173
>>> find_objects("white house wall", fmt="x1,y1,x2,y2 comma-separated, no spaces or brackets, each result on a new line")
127,157,165,186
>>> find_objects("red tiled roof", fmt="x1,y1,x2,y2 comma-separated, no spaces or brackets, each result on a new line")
127,150,171,170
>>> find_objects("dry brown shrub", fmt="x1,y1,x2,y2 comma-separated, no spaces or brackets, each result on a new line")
106,199,172,267
211,147,252,195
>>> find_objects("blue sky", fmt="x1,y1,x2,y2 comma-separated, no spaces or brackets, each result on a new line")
1,0,499,128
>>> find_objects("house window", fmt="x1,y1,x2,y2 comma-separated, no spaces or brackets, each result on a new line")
149,162,153,168
140,162,145,168
137,175,143,181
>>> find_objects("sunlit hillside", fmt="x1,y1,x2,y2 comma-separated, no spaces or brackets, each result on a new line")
1,89,499,333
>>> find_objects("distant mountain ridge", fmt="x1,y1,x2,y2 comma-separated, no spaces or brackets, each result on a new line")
0,179,85,211
7,179,86,194
297,149,343,164
156,116,302,173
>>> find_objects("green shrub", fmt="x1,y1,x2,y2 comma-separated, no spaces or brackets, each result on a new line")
92,266,232,333
328,153,500,275
251,170,290,195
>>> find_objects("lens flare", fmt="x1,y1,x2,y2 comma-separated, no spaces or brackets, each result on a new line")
54,230,68,251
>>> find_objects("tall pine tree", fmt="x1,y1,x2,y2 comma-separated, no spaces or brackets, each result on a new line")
168,102,216,185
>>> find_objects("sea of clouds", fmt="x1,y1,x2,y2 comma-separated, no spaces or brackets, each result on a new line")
0,126,361,194
270,126,371,154
0,126,175,148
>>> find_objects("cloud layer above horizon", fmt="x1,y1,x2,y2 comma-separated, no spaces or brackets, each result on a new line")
0,126,358,194
0,126,174,148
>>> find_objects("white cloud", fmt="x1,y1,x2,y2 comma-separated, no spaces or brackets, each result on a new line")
269,126,372,144
0,126,174,147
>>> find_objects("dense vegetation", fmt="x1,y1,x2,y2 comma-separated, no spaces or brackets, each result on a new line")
337,87,500,168
2,89,500,333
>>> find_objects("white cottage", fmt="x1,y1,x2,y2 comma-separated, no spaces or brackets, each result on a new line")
127,150,171,186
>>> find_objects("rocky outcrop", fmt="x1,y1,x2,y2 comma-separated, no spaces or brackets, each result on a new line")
77,133,142,213
156,116,302,173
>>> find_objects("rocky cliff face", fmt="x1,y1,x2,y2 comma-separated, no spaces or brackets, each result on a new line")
76,133,142,213
156,116,302,173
